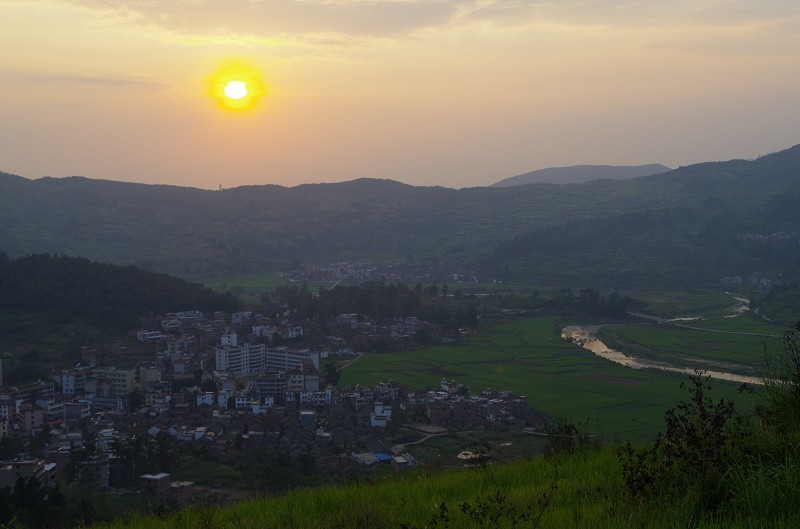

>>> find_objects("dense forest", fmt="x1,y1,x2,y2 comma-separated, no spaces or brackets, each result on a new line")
0,254,241,384
0,253,240,330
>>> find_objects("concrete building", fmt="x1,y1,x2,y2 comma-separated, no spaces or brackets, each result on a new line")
215,334,266,377
265,347,319,371
89,367,136,399
0,459,57,489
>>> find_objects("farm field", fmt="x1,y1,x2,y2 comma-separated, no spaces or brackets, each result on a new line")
202,273,295,293
340,317,760,442
625,289,749,318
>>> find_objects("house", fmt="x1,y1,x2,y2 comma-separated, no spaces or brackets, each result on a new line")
17,403,47,435
0,459,57,489
140,472,171,495
370,403,392,428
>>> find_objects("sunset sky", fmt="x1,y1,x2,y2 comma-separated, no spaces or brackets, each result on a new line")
1,0,798,189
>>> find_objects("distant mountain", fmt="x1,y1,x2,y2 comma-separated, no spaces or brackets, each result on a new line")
1,145,799,289
491,164,671,187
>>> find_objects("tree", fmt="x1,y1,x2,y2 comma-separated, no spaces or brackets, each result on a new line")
323,362,340,386
126,390,144,412
152,432,180,472
200,378,218,393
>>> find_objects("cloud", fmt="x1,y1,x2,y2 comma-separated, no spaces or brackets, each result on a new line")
0,72,169,88
64,1,797,30
57,0,800,53
64,0,460,38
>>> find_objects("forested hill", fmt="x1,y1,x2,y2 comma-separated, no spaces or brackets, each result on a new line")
0,253,240,330
1,144,799,287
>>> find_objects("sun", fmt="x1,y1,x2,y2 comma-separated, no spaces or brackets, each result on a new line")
224,80,248,100
208,61,265,111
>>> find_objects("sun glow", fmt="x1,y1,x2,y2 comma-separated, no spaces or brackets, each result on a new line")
208,62,265,111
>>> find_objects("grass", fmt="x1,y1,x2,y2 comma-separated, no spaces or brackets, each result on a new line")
89,448,613,529
626,289,743,318
201,272,294,293
171,454,248,488
340,317,758,442
90,443,800,529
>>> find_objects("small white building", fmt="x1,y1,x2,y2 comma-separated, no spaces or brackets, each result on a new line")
370,403,392,428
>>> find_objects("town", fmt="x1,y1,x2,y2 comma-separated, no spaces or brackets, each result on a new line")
0,306,547,507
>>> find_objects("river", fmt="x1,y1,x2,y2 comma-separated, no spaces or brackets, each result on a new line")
561,325,763,385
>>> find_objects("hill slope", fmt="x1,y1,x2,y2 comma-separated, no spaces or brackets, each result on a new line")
491,163,671,186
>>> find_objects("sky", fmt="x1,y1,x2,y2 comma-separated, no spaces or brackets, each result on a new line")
1,0,799,190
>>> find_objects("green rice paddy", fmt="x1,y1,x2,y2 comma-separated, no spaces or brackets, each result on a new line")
340,317,760,442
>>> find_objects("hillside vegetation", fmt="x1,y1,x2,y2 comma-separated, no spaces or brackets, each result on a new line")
2,145,799,288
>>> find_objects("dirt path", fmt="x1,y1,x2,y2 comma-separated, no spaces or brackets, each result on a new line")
337,353,364,372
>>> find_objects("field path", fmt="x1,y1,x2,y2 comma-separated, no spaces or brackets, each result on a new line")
337,353,364,372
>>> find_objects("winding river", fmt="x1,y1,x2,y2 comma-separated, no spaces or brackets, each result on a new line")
562,293,771,385
560,325,763,385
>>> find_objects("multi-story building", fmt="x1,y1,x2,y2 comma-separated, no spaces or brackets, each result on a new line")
16,403,46,435
246,371,287,403
215,334,266,377
265,347,319,371
88,367,136,399
0,381,56,401
55,368,92,395
0,459,57,489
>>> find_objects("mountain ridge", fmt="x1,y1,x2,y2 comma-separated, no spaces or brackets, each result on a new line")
1,145,798,287
491,163,672,187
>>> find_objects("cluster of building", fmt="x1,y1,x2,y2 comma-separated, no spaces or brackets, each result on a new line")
0,307,546,495
720,272,793,290
278,261,480,285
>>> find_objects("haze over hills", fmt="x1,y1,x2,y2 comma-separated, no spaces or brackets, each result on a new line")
490,164,672,187
1,145,799,289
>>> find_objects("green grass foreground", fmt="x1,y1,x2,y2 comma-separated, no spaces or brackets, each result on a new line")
89,444,799,529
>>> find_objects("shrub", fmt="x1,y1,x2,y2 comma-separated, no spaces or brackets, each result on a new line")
760,321,800,435
543,417,598,457
620,371,748,505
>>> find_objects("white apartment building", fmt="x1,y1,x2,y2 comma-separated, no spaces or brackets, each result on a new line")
265,347,319,371
215,333,266,377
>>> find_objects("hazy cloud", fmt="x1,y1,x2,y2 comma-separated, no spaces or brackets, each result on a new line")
56,0,800,51
0,72,169,88
64,0,460,38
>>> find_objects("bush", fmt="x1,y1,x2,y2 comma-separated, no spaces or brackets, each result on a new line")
760,321,800,434
620,371,749,505
543,417,598,457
